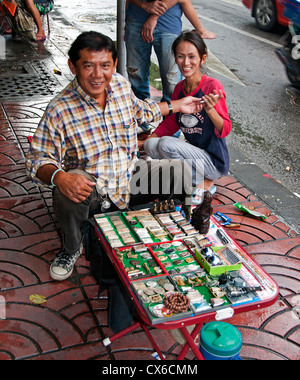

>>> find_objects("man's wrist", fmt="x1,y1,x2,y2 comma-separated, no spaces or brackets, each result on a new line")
51,168,64,187
166,100,173,115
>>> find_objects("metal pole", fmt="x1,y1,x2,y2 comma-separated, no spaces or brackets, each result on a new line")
117,0,127,78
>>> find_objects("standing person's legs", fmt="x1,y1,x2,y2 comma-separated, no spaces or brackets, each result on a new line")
153,29,182,103
23,0,46,39
125,19,153,131
125,20,152,101
153,29,182,137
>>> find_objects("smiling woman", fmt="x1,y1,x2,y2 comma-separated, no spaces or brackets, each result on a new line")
143,30,232,206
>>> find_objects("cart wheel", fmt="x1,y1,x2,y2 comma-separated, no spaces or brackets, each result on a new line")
254,0,278,32
286,67,300,89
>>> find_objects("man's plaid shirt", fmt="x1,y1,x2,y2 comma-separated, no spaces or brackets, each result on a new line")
26,73,161,209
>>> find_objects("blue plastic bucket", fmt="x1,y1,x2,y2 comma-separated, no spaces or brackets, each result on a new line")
200,322,242,360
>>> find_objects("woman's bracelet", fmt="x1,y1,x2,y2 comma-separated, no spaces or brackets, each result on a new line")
51,168,64,187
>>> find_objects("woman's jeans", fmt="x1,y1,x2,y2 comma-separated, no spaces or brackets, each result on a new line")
144,136,223,186
125,19,182,103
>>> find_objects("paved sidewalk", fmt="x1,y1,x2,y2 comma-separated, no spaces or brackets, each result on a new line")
0,28,299,360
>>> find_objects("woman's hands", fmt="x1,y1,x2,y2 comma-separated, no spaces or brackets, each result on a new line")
200,89,223,111
200,89,224,133
172,90,222,114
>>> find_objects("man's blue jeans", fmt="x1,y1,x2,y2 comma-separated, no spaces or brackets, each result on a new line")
125,19,182,103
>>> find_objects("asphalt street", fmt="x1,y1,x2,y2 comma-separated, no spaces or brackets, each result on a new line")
188,0,300,198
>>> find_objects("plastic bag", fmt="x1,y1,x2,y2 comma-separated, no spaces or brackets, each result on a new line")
13,2,35,41
234,202,267,220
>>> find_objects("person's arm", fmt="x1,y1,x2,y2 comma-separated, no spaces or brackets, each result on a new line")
201,89,224,133
26,107,96,204
36,164,96,204
179,0,216,39
128,0,169,16
158,96,203,117
133,93,203,131
141,15,158,43
133,0,179,42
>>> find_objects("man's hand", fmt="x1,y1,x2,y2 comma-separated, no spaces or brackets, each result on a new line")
175,96,204,114
158,96,204,116
141,16,158,43
141,1,168,15
54,171,96,203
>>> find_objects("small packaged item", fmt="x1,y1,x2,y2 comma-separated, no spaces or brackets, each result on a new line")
234,202,267,220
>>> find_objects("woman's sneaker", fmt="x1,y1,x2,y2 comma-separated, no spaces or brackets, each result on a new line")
50,245,83,281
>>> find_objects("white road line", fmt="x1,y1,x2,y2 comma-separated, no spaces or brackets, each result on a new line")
200,14,282,48
220,0,243,6
206,49,246,86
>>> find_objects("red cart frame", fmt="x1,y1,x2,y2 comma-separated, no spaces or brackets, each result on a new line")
95,213,279,360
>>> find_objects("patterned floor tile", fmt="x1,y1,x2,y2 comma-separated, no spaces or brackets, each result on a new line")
238,327,299,360
0,100,299,360
2,101,49,120
0,232,106,360
0,295,98,358
0,195,55,238
0,142,24,166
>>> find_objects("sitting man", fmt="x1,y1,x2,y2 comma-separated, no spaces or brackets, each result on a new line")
26,31,202,282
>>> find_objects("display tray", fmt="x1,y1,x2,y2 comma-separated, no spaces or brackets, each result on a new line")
171,270,231,314
131,276,193,324
94,208,205,249
113,244,166,279
94,207,279,325
111,240,203,282
94,212,139,248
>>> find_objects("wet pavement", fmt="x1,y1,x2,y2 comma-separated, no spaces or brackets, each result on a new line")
0,10,300,361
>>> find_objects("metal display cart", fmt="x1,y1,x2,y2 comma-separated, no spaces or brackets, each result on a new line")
94,206,279,360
